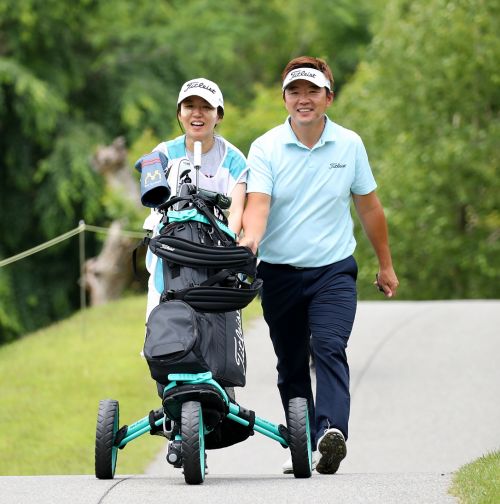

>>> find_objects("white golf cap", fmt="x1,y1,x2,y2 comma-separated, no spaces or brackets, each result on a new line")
177,78,224,110
282,67,331,91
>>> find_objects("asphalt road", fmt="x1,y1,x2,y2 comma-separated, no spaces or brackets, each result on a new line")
2,300,499,503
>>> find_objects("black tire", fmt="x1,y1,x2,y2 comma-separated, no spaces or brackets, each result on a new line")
287,397,312,478
95,399,119,479
181,401,205,484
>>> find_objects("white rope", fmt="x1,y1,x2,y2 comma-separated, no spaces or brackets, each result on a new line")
84,224,145,239
0,223,145,268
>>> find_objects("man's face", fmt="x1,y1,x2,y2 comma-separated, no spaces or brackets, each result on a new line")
283,80,333,127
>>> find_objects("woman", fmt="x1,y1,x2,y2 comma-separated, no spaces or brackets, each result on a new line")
143,77,247,320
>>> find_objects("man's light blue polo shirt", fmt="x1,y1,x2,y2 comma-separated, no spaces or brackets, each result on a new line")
246,116,377,267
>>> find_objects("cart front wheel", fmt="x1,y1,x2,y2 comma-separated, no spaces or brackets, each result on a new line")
95,399,119,479
287,397,312,478
182,401,205,484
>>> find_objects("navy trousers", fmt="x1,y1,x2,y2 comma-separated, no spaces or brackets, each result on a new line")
257,256,357,445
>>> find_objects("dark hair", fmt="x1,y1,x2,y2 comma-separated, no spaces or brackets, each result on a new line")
281,56,334,93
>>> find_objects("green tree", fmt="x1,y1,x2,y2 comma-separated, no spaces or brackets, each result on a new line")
218,84,286,154
0,0,375,342
335,0,500,299
0,0,167,341
274,0,372,92
164,0,371,102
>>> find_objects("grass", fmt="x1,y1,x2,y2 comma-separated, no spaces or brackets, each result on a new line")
3,294,499,496
450,451,500,503
0,295,262,475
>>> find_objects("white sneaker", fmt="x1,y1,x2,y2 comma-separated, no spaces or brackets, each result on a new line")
315,428,346,474
282,450,319,474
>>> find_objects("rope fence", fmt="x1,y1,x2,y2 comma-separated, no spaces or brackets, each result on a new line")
0,221,146,337
0,221,145,268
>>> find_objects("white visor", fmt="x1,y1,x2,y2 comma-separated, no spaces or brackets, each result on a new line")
177,78,224,110
282,67,331,91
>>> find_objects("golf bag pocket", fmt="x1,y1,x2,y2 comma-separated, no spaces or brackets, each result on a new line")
144,300,211,384
144,300,246,387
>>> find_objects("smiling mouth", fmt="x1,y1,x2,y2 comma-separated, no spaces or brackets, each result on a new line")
191,121,205,127
297,108,313,113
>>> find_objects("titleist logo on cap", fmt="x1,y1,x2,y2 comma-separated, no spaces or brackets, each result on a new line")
290,70,319,79
185,81,217,94
282,66,331,90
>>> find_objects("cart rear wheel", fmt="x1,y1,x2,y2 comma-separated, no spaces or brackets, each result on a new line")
182,401,205,484
95,399,119,479
287,397,312,478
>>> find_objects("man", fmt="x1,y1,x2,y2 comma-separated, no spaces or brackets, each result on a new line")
240,56,399,474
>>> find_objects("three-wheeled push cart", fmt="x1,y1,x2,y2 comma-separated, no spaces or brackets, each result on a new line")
95,372,312,484
95,146,312,484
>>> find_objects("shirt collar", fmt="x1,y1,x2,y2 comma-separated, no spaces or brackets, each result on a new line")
282,116,337,148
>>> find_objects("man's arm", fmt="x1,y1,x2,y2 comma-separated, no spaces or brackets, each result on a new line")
352,191,399,297
227,182,246,235
239,192,271,254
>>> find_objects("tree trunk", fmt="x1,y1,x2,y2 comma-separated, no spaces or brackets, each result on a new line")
84,136,142,306
84,222,136,305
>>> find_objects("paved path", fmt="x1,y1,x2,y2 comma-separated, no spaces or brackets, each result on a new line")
0,473,454,504
2,301,499,503
144,300,499,500
146,300,500,475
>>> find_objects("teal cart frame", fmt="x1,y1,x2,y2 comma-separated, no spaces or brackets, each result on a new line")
95,372,312,484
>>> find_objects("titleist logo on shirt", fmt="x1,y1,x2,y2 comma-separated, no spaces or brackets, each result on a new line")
184,81,217,94
329,162,347,169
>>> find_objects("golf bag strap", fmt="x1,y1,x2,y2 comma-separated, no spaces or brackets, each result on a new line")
192,197,232,246
162,277,262,312
161,268,236,298
157,195,187,212
160,258,180,303
149,235,256,275
158,194,230,245
200,269,234,287
132,236,151,278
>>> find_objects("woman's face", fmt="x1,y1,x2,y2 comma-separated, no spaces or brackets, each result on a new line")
178,96,221,145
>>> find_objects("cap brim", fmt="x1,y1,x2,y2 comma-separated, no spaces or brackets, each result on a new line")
177,90,219,108
282,68,331,91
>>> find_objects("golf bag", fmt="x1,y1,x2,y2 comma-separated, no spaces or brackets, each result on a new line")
142,187,262,388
